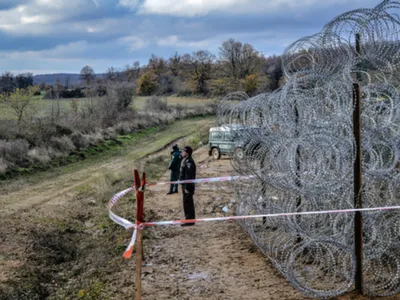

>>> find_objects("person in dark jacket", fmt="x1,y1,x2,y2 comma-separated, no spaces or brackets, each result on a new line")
167,144,181,195
179,146,196,226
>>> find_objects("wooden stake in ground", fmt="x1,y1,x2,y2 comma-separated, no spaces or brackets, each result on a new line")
353,32,363,293
134,170,146,300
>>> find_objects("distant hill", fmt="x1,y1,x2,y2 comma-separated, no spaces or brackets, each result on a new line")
33,73,82,86
33,73,107,86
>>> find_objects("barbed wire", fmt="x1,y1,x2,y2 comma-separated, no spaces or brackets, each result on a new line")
217,0,400,297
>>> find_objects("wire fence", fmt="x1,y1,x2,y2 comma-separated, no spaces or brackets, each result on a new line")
216,0,400,297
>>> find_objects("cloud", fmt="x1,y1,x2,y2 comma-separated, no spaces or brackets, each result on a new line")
137,0,363,16
139,0,245,16
118,0,140,10
119,35,150,51
35,0,66,9
0,0,26,10
3,41,90,60
156,35,222,50
0,0,102,35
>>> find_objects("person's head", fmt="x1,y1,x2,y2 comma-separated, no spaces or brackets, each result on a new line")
181,146,193,158
172,144,179,152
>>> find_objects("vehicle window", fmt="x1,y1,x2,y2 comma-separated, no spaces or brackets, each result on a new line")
224,132,233,140
211,132,222,140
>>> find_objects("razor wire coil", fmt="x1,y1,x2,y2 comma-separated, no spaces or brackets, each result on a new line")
217,1,400,297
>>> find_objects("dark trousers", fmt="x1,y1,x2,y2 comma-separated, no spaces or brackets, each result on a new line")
182,189,195,220
169,171,179,193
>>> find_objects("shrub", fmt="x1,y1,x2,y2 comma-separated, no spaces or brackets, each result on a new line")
70,133,89,150
243,74,259,96
156,74,175,95
209,78,241,96
114,122,132,135
70,99,79,115
0,140,12,158
114,83,135,109
55,124,73,136
102,128,117,140
86,131,104,146
174,103,186,118
136,71,158,96
9,139,30,166
0,157,8,174
47,146,63,159
43,88,57,99
27,147,51,164
175,80,193,97
144,96,169,112
0,139,30,168
0,120,17,140
59,88,85,98
50,136,76,153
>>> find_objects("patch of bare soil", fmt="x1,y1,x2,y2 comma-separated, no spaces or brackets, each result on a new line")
137,148,305,299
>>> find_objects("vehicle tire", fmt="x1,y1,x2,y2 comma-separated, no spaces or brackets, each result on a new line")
234,147,244,160
212,148,221,160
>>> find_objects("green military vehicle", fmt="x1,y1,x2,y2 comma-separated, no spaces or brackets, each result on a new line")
208,124,249,160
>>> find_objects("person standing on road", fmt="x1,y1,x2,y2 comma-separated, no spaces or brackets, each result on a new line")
179,146,196,226
167,144,181,195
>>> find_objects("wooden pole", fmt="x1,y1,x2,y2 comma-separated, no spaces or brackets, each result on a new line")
353,32,364,293
140,173,146,261
355,33,362,82
294,99,302,244
353,83,363,292
134,170,145,300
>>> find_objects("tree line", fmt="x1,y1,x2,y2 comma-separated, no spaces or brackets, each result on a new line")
77,38,284,98
0,72,34,94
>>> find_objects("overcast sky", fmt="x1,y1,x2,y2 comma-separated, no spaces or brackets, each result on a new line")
0,0,383,75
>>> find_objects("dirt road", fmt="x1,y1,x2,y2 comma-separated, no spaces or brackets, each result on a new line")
134,146,308,299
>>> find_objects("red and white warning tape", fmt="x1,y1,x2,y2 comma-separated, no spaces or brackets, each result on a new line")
108,177,400,258
146,175,255,187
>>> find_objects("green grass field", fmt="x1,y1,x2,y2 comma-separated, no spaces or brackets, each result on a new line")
0,96,217,120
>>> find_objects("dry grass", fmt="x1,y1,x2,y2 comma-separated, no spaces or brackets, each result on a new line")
0,96,217,120
134,96,217,110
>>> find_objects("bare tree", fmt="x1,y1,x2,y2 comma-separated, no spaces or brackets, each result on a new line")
0,86,39,133
263,55,283,91
125,61,141,82
183,50,215,94
239,43,261,78
0,71,15,94
133,61,141,79
148,54,166,77
219,39,242,79
79,65,96,86
219,38,261,79
106,67,119,82
15,73,33,89
169,52,182,77
54,78,62,119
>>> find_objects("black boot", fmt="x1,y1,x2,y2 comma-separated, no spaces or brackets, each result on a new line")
181,223,195,226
